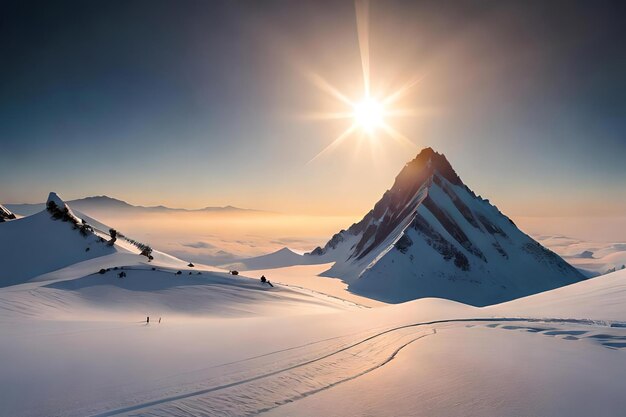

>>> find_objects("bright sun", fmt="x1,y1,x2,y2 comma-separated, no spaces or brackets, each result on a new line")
353,98,384,133
304,0,423,164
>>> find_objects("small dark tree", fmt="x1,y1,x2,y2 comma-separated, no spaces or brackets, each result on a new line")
140,245,153,258
47,201,64,220
79,224,89,237
61,207,74,223
108,228,118,246
79,219,92,237
98,269,106,274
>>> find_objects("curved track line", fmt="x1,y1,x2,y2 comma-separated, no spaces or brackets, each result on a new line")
90,316,620,417
256,329,436,415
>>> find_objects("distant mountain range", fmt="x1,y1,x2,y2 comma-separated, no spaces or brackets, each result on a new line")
306,147,584,306
5,195,263,217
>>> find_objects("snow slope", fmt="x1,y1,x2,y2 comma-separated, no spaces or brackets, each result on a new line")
0,262,357,321
0,266,624,417
489,267,626,322
264,268,626,417
307,148,584,305
264,322,626,417
0,193,118,287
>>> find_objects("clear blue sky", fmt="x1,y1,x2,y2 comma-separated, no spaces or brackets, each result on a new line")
1,0,625,216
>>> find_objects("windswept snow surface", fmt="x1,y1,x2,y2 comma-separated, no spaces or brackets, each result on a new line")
0,266,625,416
266,270,626,417
264,322,626,417
242,263,387,308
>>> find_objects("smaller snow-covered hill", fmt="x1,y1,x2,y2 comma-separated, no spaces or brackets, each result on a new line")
0,191,357,318
489,267,626,322
0,263,356,320
0,192,120,287
222,247,326,271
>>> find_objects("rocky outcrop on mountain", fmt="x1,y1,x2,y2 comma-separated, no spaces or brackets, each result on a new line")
0,205,16,222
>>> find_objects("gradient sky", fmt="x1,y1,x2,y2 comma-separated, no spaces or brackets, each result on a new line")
1,0,625,217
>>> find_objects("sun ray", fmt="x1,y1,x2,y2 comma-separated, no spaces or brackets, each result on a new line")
355,0,370,97
384,106,439,118
350,131,366,163
302,0,428,163
305,72,354,107
379,122,419,150
382,73,427,106
307,122,359,165
297,111,355,121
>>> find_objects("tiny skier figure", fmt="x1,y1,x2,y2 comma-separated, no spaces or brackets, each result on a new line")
146,316,150,323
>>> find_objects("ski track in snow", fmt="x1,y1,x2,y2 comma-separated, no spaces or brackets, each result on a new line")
83,317,625,417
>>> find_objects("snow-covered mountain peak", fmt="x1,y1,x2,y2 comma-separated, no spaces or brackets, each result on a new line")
307,147,584,306
47,191,65,206
46,191,82,224
394,147,462,189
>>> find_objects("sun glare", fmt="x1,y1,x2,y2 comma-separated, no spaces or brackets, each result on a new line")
305,0,423,164
353,98,384,133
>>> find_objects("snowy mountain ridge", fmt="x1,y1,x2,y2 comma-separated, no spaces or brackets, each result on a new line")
307,147,584,306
